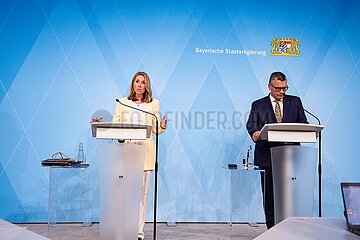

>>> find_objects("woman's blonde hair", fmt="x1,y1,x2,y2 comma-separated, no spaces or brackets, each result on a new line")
127,71,153,103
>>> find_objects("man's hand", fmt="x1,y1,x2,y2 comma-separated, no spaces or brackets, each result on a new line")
252,131,261,142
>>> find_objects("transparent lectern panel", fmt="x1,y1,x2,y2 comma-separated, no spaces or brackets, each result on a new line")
97,142,145,240
271,145,317,224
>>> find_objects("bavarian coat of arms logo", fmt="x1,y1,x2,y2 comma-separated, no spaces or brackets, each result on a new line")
270,38,300,56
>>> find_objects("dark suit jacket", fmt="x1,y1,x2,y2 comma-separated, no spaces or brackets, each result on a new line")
246,94,308,168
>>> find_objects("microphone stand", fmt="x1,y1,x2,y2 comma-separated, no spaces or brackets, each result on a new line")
116,99,159,240
303,108,322,217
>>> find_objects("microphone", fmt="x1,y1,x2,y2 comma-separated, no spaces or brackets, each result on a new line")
290,97,323,217
115,98,159,124
115,98,160,240
303,108,321,125
288,98,321,125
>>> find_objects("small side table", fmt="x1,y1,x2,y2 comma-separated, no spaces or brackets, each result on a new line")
47,164,91,229
227,166,265,226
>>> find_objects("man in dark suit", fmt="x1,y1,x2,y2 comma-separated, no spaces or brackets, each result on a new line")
246,71,308,229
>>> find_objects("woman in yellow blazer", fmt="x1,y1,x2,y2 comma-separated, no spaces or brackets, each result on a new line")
112,72,166,240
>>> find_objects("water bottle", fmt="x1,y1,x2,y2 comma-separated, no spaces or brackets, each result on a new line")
247,145,253,169
77,142,85,163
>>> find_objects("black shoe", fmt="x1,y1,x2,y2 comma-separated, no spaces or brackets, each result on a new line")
138,238,142,240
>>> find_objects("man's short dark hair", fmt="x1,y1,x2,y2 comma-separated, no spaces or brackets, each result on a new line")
269,72,287,83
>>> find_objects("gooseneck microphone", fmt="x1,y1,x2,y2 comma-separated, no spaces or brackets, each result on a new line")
302,108,321,125
116,98,159,123
295,100,323,217
115,98,160,240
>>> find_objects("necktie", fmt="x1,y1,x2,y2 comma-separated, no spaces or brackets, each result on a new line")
275,101,282,123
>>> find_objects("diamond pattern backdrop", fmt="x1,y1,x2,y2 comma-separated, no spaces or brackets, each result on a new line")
1,0,360,223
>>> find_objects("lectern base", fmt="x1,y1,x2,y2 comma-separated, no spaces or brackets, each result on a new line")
97,142,145,240
271,145,317,224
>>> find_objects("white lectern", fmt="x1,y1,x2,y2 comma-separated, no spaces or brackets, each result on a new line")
91,122,152,240
259,123,324,224
91,122,152,140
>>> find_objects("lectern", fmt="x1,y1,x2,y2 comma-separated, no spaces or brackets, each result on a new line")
91,122,152,240
259,123,324,224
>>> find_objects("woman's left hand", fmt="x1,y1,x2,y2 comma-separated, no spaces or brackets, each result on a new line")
160,115,167,129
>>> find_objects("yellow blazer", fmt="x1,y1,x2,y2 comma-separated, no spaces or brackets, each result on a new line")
112,97,165,171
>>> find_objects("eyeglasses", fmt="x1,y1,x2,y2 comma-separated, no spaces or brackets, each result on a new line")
270,83,289,91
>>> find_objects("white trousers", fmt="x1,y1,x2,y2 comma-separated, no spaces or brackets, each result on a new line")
138,170,152,239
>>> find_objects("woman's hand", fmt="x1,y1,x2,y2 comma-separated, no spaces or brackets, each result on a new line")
160,115,167,129
90,117,103,123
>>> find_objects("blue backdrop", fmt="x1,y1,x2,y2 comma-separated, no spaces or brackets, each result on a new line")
1,0,360,223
